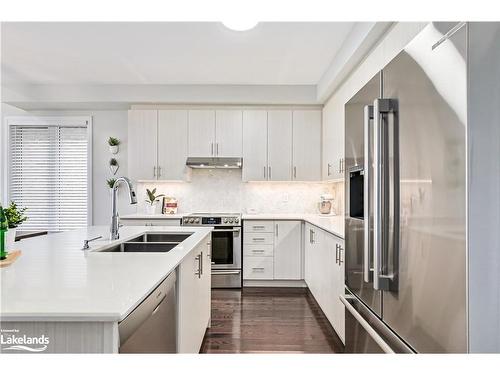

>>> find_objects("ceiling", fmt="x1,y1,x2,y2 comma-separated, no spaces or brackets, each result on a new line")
1,22,355,85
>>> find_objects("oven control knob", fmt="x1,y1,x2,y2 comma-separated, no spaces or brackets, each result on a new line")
183,218,188,223
222,218,227,223
189,218,195,224
229,218,234,223
195,218,200,224
235,218,239,223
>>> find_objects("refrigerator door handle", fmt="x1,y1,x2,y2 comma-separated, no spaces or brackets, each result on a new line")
340,295,395,353
363,105,374,283
373,98,399,291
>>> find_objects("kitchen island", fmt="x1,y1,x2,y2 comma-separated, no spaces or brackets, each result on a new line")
0,225,212,353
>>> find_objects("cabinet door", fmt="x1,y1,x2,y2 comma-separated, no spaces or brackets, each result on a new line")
188,110,215,157
158,110,189,180
177,239,210,353
242,110,268,181
322,103,344,180
200,235,212,330
333,237,345,342
128,110,158,180
292,110,321,181
215,110,242,157
274,221,302,280
267,110,293,181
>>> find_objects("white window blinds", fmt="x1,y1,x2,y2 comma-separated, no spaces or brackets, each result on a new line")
9,124,89,232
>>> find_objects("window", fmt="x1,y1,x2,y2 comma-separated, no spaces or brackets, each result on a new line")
8,117,91,232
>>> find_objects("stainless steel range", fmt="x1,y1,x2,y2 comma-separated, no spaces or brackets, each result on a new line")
182,213,241,288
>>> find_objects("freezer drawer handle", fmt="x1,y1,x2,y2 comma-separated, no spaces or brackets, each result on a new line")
339,295,395,354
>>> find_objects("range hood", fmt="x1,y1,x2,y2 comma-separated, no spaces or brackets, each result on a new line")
186,157,243,169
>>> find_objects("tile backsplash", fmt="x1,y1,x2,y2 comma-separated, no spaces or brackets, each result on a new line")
135,169,344,215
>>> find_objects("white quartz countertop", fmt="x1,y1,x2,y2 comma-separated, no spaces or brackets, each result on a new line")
0,226,212,322
242,213,344,238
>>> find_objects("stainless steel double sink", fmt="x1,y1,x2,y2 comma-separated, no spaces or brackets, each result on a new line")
100,233,192,253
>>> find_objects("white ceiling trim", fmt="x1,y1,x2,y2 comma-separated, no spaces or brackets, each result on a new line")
2,83,319,110
316,22,393,102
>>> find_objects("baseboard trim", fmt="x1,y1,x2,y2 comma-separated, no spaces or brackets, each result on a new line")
243,279,307,288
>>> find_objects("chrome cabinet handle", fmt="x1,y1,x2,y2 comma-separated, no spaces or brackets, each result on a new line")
210,142,214,156
275,223,278,237
268,166,272,179
252,267,265,272
339,245,344,266
327,163,331,176
373,98,399,291
252,249,265,253
253,238,265,241
252,225,265,230
195,254,201,277
335,243,339,264
157,166,161,177
309,229,313,244
153,166,156,177
364,105,374,282
293,166,297,179
200,251,203,277
264,166,267,179
216,143,219,155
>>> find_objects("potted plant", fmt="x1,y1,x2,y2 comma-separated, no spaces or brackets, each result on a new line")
107,178,117,189
109,158,119,175
108,137,120,154
3,201,28,250
145,188,164,215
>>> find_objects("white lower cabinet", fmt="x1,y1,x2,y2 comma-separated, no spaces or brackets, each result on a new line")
177,234,211,353
304,223,345,343
243,220,302,281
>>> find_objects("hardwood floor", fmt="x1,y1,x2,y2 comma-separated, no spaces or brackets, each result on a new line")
200,287,345,354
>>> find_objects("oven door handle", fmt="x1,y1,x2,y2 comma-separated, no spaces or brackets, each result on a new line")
212,228,241,233
211,270,241,275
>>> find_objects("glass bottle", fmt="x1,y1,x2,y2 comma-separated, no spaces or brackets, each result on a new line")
0,203,8,260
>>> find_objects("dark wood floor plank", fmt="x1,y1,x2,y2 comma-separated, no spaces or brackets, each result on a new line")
200,287,345,354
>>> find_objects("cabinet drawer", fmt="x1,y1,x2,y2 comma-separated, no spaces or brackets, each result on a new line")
244,244,274,257
243,257,274,279
243,221,274,233
243,232,274,245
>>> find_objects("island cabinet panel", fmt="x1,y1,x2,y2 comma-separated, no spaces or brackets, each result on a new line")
177,233,211,353
0,321,119,353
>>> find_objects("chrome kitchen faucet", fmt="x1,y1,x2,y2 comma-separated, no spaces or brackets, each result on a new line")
110,177,137,240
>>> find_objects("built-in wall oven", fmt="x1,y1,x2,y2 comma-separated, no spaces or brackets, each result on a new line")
182,213,242,288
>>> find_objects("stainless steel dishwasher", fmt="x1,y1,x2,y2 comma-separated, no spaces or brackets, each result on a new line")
118,272,177,353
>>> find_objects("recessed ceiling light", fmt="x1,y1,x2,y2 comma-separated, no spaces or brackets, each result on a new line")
222,21,258,32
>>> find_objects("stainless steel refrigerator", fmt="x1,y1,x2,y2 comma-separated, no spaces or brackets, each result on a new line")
342,22,469,353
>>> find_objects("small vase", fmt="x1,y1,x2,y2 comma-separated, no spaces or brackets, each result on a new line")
6,228,16,251
145,203,158,215
109,145,119,154
109,164,119,175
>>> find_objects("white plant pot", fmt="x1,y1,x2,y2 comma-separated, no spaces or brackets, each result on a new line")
6,228,16,251
109,164,119,175
109,145,119,154
145,202,159,215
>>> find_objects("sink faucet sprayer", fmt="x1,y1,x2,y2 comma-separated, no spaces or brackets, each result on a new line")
111,177,137,240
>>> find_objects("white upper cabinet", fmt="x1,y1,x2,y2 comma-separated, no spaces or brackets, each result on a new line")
158,110,189,180
292,110,322,181
188,110,216,157
215,110,242,157
322,104,344,180
128,110,158,180
267,110,293,181
274,221,302,280
242,110,268,181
